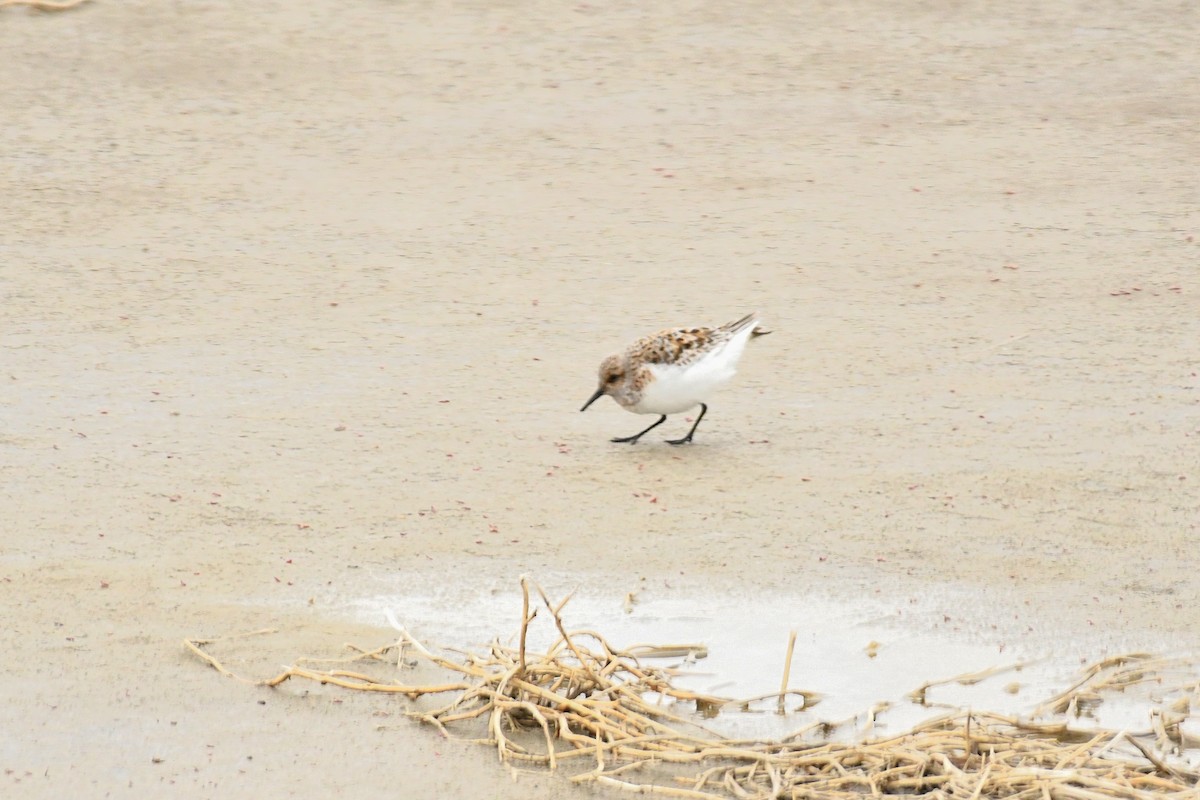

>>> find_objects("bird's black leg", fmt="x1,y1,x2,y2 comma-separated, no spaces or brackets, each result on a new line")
611,415,667,444
666,404,707,445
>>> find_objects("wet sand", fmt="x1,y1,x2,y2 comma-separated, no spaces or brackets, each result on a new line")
2,1,1197,796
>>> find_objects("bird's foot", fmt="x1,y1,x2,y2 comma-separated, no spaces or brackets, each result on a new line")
610,435,643,444
664,435,694,446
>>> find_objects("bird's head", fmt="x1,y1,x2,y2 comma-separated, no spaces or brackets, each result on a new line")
580,355,625,412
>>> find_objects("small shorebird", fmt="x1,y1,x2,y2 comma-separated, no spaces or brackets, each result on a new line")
580,312,768,445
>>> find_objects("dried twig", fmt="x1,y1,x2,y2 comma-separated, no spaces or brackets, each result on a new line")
777,630,796,715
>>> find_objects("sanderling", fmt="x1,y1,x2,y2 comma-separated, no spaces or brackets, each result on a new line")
580,312,769,445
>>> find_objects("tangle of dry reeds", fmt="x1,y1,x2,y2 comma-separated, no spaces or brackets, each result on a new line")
185,580,1199,799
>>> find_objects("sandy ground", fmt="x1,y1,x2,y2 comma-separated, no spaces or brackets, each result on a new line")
2,0,1198,796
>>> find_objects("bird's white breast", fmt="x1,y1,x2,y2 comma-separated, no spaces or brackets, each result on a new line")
631,339,745,415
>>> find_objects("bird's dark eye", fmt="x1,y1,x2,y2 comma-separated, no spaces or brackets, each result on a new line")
607,374,620,384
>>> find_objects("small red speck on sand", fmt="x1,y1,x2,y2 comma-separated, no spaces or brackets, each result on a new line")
180,580,186,587
818,556,827,562
801,477,811,482
532,299,539,306
649,496,658,504
911,187,922,192
438,400,450,404
474,539,483,545
100,580,110,589
330,302,338,307
285,559,293,564
296,523,310,530
488,524,499,533
274,577,281,583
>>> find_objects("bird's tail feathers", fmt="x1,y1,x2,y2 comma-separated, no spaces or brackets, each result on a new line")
725,312,771,338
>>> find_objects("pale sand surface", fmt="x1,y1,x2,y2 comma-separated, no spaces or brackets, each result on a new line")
2,1,1198,797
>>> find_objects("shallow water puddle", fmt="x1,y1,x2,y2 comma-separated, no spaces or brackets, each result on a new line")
343,585,1169,740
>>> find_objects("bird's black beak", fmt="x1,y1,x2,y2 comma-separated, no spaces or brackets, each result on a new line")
580,387,605,412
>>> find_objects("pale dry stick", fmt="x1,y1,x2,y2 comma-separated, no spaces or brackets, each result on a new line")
427,678,497,718
408,639,492,681
624,643,711,660
884,773,954,790
509,679,641,742
571,757,671,788
908,660,1030,705
298,641,400,666
583,760,662,785
776,630,797,716
433,702,494,726
1123,732,1187,781
183,638,256,682
690,764,729,792
489,701,510,764
736,689,823,714
535,584,606,688
967,760,993,800
0,0,89,9
601,684,732,741
263,665,470,695
1034,653,1157,716
632,675,734,711
1057,730,1117,770
722,770,754,800
182,629,279,683
488,703,553,767
766,759,783,798
518,576,532,679
566,629,623,661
